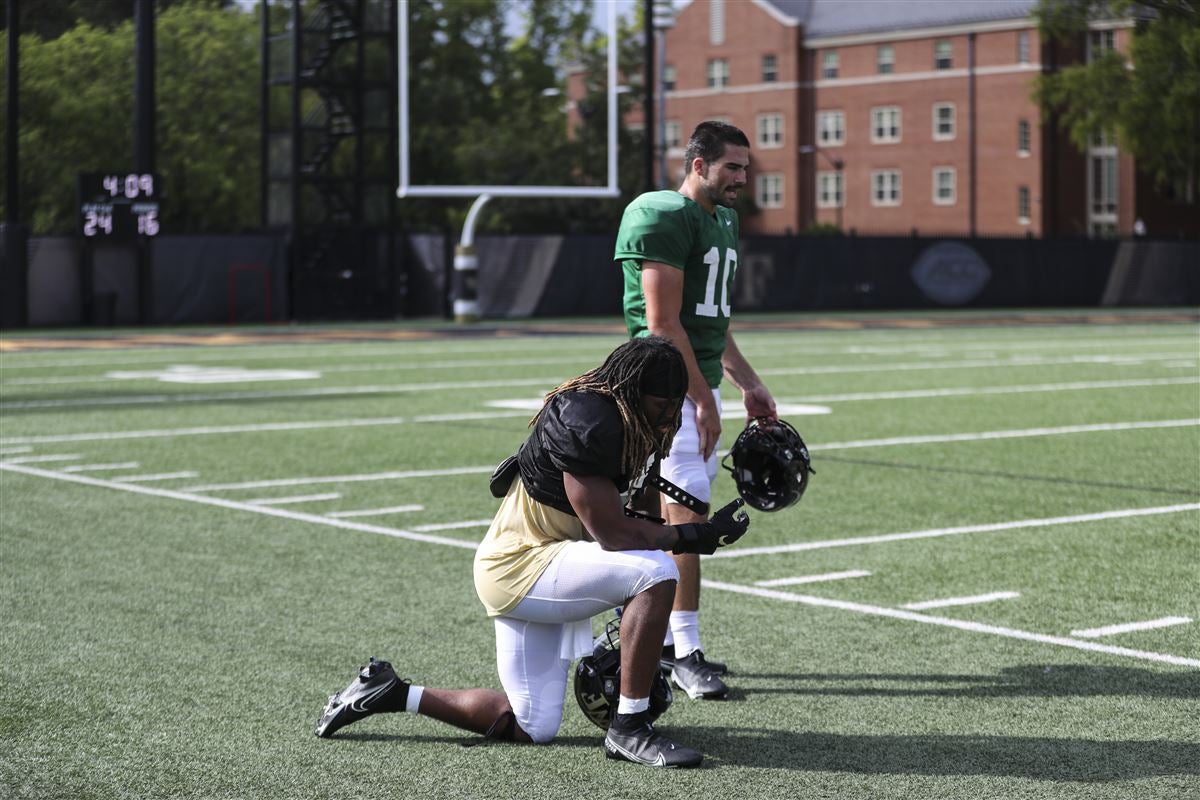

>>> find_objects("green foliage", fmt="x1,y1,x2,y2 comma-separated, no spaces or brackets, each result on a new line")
1034,0,1200,199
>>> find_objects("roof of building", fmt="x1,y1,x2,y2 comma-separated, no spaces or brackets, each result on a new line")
759,0,1038,37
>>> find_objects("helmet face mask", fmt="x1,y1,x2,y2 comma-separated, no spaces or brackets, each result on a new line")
573,617,673,729
723,418,813,512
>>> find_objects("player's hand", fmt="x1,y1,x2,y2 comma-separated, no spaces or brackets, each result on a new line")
672,499,750,555
743,384,777,421
695,399,722,460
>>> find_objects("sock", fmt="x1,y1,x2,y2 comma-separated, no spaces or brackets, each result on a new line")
406,685,424,714
669,610,701,658
616,695,650,715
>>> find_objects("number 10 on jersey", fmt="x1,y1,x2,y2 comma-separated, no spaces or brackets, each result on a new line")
695,246,737,318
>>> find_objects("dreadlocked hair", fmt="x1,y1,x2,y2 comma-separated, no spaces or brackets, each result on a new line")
533,336,684,476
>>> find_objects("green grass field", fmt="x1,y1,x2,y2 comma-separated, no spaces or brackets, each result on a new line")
2,310,1198,799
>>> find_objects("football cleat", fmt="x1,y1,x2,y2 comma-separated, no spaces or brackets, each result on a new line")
604,711,703,768
659,645,727,676
315,657,410,738
671,650,729,700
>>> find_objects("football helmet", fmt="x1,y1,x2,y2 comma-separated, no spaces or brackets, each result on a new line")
722,417,813,511
574,617,673,730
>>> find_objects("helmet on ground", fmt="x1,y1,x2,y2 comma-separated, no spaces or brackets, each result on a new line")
722,417,813,512
573,617,673,730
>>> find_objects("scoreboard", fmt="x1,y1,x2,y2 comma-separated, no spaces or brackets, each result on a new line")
78,172,162,239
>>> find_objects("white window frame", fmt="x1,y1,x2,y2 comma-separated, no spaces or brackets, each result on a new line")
707,58,729,89
762,53,778,83
817,171,843,209
1087,29,1115,63
1018,185,1032,225
756,173,785,209
756,113,784,149
822,50,839,79
817,110,845,146
664,120,681,150
871,106,901,144
871,169,901,207
932,167,956,205
932,102,955,141
663,64,677,92
1017,119,1031,156
934,39,953,70
1017,30,1031,64
877,44,894,75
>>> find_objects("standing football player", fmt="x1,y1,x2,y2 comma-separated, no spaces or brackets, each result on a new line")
615,121,777,700
314,336,750,768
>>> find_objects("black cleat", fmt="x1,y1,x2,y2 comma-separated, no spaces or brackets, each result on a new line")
604,711,702,768
671,650,728,700
659,645,727,676
315,657,410,738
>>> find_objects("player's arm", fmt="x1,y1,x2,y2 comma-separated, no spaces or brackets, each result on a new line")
722,331,776,420
641,262,721,458
564,472,750,555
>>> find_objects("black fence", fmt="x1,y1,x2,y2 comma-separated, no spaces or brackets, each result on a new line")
2,231,1196,328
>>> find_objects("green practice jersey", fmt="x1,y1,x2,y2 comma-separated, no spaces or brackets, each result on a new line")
615,190,740,388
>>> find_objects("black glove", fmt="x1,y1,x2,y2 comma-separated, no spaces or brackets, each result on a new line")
672,498,750,555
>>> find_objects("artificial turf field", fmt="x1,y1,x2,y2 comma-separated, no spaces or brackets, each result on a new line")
1,309,1197,799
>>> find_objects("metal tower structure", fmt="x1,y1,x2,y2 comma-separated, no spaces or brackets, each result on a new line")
261,0,398,320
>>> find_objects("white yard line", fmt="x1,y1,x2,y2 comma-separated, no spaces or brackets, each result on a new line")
182,465,493,492
3,461,1193,669
109,472,199,483
410,519,494,532
0,446,32,455
811,419,1199,452
1071,616,1193,639
902,591,1021,610
246,493,342,506
4,351,1195,411
0,453,81,464
792,376,1199,403
60,462,141,473
710,503,1200,559
326,504,425,518
702,579,1200,669
755,570,873,587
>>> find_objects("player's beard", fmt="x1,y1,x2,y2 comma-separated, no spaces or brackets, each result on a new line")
700,167,742,208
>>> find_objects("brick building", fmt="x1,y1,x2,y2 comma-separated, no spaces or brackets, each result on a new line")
653,0,1189,238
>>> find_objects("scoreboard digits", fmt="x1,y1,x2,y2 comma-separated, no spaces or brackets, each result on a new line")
78,173,162,240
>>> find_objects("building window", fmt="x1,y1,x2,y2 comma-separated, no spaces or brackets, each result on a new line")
665,120,681,149
822,51,839,79
817,171,843,208
757,173,784,209
1089,154,1117,216
1017,119,1031,155
1088,29,1115,62
817,110,845,146
933,167,956,205
934,39,953,70
877,44,894,74
871,170,901,206
707,58,729,89
663,64,676,92
761,54,778,83
933,103,955,140
756,114,784,148
1017,30,1031,64
871,106,901,143
1018,186,1032,224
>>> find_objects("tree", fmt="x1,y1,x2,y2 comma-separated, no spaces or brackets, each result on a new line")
1034,0,1200,201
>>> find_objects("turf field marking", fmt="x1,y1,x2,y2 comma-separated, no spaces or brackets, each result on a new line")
325,504,425,518
4,351,1195,411
5,461,1195,669
60,462,141,473
792,376,1198,403
812,419,1199,452
902,591,1021,610
755,570,872,587
710,503,1200,559
109,471,199,483
0,453,81,464
702,579,1200,669
410,519,494,532
245,492,342,506
0,446,32,455
181,465,494,492
0,462,478,551
1070,616,1193,639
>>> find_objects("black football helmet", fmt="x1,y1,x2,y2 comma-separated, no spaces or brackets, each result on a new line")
722,417,813,512
573,617,673,730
